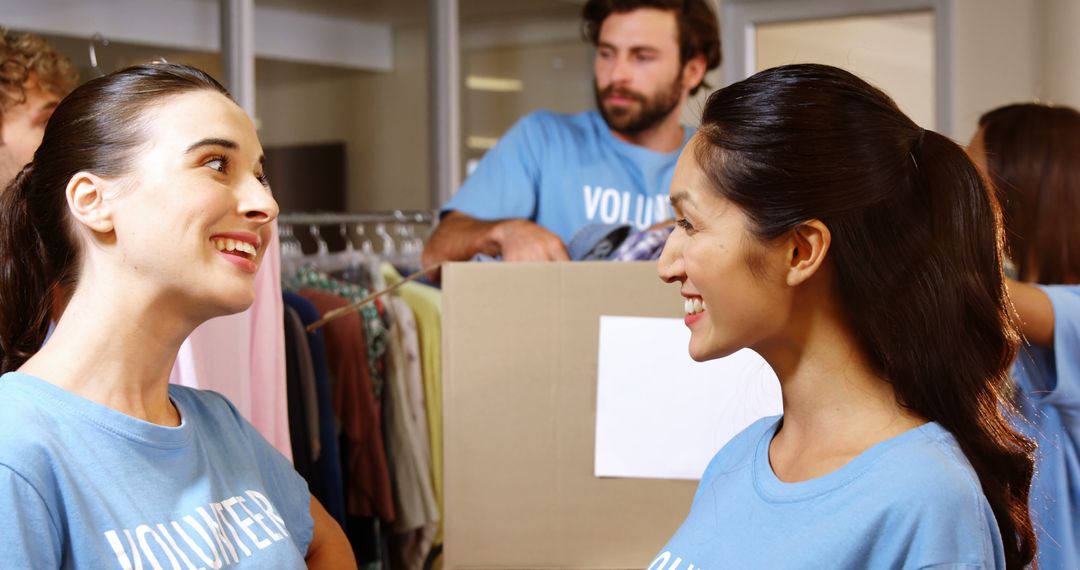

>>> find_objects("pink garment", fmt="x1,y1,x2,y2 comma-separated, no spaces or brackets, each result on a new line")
170,226,292,461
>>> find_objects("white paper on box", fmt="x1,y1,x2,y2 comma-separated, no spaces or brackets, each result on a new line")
595,316,783,480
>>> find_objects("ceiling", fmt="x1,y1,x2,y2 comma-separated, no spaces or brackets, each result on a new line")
254,0,587,27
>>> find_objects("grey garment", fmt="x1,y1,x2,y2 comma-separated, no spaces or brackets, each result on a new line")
384,296,439,535
285,306,321,461
567,223,632,261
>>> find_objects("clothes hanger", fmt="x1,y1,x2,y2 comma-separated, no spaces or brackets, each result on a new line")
87,33,108,78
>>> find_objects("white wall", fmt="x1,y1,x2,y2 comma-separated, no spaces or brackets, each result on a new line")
755,11,936,129
255,26,430,212
346,26,430,212
949,0,1080,143
949,0,1041,143
1040,0,1080,109
719,0,1077,143
462,39,592,158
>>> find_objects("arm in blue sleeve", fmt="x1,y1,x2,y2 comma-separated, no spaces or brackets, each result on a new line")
1044,285,1080,406
443,113,546,221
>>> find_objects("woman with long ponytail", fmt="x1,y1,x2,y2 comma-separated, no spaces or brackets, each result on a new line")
654,64,1034,568
0,63,353,567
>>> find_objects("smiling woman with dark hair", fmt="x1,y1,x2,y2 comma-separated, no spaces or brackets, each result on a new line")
0,63,353,568
654,64,1035,568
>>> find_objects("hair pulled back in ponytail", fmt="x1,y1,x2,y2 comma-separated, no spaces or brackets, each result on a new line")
0,63,229,372
694,64,1035,568
0,163,69,371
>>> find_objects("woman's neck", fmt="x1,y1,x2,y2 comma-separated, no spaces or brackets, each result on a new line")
758,300,925,482
19,274,197,426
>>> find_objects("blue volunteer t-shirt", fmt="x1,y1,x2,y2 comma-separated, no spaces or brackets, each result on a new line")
443,110,690,244
1012,285,1080,570
0,372,313,569
652,416,1005,569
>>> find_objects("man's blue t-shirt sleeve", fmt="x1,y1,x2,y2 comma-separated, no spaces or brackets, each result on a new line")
442,113,546,222
0,465,62,567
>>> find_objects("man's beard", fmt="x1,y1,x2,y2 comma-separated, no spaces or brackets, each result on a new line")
595,71,683,137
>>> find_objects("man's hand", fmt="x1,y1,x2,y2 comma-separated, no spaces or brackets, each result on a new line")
489,219,570,261
421,212,570,269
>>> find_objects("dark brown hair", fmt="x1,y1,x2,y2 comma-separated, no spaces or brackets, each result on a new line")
0,63,229,372
978,103,1080,284
582,0,721,95
696,64,1035,568
0,29,78,123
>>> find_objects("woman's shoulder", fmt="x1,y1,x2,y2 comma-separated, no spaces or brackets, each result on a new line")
167,385,245,426
699,415,780,481
168,386,290,467
865,423,1004,566
0,374,79,488
868,423,999,542
874,423,986,501
0,373,66,444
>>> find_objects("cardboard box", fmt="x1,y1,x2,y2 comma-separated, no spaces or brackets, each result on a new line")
442,262,697,569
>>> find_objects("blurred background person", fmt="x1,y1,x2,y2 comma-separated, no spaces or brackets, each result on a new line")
422,0,720,265
0,29,77,188
969,102,1080,570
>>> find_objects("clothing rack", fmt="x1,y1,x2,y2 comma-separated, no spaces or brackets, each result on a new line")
278,210,436,263
279,212,444,568
278,210,441,330
278,210,436,226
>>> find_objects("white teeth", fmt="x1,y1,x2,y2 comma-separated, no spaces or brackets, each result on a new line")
212,238,257,258
684,297,706,315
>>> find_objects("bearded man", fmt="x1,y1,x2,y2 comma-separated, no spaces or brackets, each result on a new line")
423,0,720,264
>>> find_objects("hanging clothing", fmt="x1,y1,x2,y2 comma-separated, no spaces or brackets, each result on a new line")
384,296,439,569
608,225,673,261
381,264,443,541
284,306,316,482
299,288,395,523
286,266,389,399
285,307,321,461
171,229,292,461
283,292,346,528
